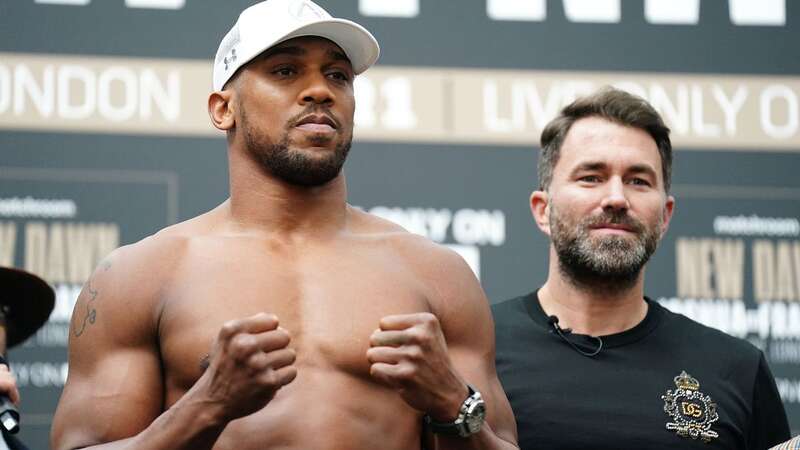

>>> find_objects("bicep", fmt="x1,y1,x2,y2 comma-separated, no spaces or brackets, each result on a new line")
52,347,164,449
447,327,518,444
433,253,518,443
52,254,165,449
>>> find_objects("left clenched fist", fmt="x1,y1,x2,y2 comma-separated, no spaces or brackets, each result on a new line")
367,312,468,421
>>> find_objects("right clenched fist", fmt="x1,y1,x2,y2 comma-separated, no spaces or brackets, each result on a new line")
196,312,297,422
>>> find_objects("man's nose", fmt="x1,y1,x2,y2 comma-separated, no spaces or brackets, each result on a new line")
600,177,630,212
299,73,334,105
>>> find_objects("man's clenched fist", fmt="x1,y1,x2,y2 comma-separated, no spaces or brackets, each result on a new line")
196,312,297,422
367,312,468,422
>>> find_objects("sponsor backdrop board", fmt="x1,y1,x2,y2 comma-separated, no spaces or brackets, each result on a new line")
1,1,799,447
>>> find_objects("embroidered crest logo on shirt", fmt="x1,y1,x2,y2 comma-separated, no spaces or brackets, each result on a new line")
662,371,719,443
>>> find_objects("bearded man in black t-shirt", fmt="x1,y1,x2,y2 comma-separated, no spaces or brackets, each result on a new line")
492,87,789,450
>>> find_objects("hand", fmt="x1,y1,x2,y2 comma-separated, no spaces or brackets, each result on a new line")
0,365,19,405
367,313,468,421
196,312,297,422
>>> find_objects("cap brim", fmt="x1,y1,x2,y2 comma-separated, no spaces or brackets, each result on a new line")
278,18,380,74
0,267,55,348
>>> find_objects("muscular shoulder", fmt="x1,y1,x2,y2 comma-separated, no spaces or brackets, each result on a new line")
104,227,190,289
109,209,223,279
350,206,486,316
349,205,470,273
69,221,201,338
392,232,468,275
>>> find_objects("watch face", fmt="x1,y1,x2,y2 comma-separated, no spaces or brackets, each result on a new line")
465,400,487,434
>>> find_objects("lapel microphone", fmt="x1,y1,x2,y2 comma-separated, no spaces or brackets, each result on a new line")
547,315,603,357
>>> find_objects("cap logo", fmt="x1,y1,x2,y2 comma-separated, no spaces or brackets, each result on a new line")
288,0,325,20
223,48,237,71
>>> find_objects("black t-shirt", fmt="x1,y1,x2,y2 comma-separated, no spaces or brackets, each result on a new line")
492,291,790,450
1,432,28,450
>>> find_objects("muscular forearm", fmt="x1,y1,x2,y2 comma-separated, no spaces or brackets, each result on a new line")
56,393,228,450
55,313,296,450
430,424,520,450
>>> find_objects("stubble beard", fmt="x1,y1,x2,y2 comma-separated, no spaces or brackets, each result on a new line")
241,106,352,187
549,202,662,292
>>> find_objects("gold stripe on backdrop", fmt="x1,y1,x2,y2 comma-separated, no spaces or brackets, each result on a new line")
1,52,799,151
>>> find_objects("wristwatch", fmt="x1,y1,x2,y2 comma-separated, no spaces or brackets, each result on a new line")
424,384,486,437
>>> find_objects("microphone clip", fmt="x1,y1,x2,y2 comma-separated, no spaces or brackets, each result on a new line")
547,315,603,358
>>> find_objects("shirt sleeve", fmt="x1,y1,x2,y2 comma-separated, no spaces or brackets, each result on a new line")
748,351,791,450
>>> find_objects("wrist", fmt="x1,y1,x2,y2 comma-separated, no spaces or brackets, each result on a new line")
179,380,232,429
428,383,470,422
193,399,231,429
424,385,487,438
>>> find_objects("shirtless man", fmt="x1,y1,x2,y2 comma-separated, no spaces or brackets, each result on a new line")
50,1,518,449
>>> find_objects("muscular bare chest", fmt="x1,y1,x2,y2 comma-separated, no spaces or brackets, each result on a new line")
157,236,431,397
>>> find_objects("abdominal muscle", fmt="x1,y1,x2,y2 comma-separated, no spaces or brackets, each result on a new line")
193,364,422,450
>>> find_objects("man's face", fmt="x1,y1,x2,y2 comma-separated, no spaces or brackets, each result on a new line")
233,36,356,186
544,116,674,286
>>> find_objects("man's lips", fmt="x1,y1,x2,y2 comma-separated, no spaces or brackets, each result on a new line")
591,223,636,233
294,114,338,133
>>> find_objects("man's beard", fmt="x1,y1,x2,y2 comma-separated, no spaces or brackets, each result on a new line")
549,203,662,291
242,106,351,187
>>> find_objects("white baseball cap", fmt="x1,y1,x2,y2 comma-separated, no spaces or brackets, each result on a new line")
213,0,380,91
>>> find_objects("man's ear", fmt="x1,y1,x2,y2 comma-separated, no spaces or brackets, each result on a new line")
530,190,551,236
208,89,235,131
660,194,675,237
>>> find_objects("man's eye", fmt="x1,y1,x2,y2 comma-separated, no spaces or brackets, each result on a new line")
579,175,601,183
328,71,351,82
629,178,651,186
274,67,295,76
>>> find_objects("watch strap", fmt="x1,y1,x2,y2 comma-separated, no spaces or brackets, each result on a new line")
423,385,479,437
